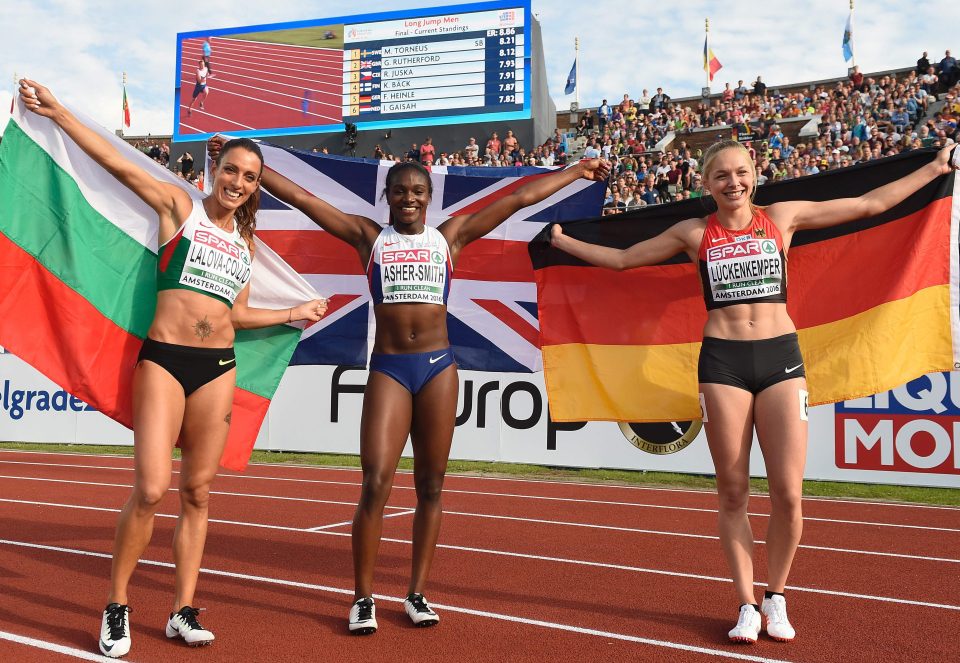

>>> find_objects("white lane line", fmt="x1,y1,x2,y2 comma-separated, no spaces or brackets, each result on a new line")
3,450,957,512
444,511,960,564
0,629,116,661
0,475,408,510
3,499,958,611
0,538,789,663
307,509,415,532
1,467,957,533
177,74,341,120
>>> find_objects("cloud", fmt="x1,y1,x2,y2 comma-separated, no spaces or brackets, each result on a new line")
1,0,955,134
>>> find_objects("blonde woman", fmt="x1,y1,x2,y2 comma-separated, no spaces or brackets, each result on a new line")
551,139,956,644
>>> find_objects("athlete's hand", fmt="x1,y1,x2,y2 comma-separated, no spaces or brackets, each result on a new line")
206,134,226,162
18,79,61,119
291,298,328,322
578,158,612,182
935,139,959,175
549,223,565,247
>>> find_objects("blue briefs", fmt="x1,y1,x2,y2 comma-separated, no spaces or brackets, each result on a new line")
369,349,456,394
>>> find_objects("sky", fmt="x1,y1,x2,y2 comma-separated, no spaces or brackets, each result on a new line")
0,0,955,137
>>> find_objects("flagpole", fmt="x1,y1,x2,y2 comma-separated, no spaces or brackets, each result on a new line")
705,18,711,91
849,1,856,69
574,36,580,109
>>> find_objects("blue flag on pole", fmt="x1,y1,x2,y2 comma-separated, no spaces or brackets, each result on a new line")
564,59,577,95
842,11,854,62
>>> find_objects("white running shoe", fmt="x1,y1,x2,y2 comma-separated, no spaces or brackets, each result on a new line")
728,604,761,644
165,606,215,646
349,597,378,635
761,594,796,641
99,603,131,658
403,593,440,627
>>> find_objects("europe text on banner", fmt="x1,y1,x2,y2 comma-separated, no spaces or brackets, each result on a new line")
251,145,605,373
0,103,318,470
530,149,959,422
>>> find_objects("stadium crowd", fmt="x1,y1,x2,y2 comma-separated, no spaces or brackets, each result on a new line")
381,51,957,215
118,52,956,201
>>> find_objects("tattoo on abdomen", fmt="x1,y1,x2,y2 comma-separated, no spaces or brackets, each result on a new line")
193,316,213,341
225,412,232,425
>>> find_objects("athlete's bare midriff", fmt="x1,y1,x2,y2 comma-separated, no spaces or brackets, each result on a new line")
703,301,797,340
148,290,235,347
372,303,450,354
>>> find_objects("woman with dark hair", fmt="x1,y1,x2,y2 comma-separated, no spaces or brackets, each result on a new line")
208,136,608,634
19,80,327,658
550,138,957,645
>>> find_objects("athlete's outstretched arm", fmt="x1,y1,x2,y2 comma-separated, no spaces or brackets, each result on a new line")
549,218,698,271
231,283,327,330
441,159,611,258
19,80,190,233
771,142,957,235
207,136,380,254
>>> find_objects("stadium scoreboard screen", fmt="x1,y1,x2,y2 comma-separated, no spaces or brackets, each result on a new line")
174,0,531,140
342,8,524,122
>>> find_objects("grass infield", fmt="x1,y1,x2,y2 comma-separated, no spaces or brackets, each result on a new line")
2,441,957,507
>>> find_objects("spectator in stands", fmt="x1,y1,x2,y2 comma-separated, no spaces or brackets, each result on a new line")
419,137,435,166
486,131,502,156
650,87,669,112
583,138,601,159
917,51,931,76
752,76,767,98
638,89,652,115
464,137,479,162
849,65,864,91
940,50,958,89
177,151,194,178
599,99,610,131
734,80,749,101
922,66,939,95
503,129,520,161
406,143,420,162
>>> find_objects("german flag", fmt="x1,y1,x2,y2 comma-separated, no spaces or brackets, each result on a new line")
530,149,957,422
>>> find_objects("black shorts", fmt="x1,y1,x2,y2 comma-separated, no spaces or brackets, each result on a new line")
137,338,235,396
698,333,805,394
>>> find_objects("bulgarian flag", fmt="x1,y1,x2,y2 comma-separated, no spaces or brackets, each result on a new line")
531,149,959,422
0,100,320,470
122,85,131,128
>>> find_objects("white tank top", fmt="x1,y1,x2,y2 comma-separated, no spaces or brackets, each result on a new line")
366,225,452,305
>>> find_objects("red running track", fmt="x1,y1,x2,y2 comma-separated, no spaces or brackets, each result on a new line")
177,37,344,136
0,449,957,662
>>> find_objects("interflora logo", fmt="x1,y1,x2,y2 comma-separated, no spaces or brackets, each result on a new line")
0,378,96,421
836,373,960,475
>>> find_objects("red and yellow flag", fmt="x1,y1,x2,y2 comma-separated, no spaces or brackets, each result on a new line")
531,150,958,422
703,35,722,82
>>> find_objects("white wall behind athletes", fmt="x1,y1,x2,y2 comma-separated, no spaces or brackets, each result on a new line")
1,354,957,489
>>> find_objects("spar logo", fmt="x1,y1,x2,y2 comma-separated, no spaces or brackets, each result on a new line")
706,239,776,262
382,249,432,264
835,373,960,475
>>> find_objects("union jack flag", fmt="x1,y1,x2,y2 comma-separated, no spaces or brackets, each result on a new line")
253,145,604,372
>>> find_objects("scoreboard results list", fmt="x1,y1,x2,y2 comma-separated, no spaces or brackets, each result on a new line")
341,7,527,124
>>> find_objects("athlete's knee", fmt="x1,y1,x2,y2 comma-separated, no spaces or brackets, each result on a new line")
179,481,211,511
132,482,169,510
359,468,395,507
414,474,445,505
768,484,803,520
716,480,750,514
